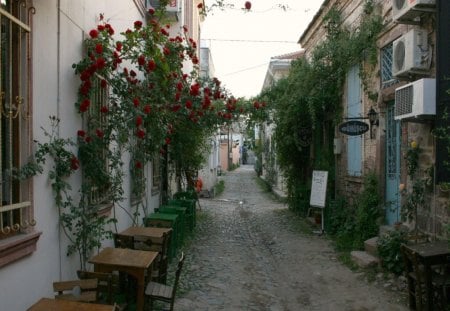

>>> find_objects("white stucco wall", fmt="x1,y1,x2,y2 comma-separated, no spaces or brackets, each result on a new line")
0,2,162,310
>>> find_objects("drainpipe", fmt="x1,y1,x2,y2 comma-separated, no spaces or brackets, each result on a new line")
57,0,63,280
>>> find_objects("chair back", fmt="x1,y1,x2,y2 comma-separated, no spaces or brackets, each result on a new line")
113,233,134,249
144,218,173,228
53,279,98,302
171,252,185,301
77,270,114,304
134,235,154,251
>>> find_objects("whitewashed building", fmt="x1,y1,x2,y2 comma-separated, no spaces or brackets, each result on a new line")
0,1,204,310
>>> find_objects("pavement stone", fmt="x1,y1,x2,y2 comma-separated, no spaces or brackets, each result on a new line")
165,165,408,311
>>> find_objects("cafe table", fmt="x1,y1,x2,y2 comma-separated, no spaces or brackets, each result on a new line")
27,297,114,311
403,240,450,310
88,247,158,311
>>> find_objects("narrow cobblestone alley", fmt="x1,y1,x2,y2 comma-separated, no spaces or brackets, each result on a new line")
173,165,408,311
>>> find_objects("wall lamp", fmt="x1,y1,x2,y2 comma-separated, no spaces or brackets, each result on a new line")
367,107,379,139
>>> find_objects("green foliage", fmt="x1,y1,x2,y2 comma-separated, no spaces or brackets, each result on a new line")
255,2,383,211
377,229,408,275
331,173,382,251
353,172,382,247
213,180,225,197
324,197,348,236
17,117,115,270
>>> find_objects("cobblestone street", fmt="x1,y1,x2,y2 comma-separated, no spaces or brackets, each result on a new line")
173,165,408,311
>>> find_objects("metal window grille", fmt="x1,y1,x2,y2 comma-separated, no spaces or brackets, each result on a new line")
381,43,399,89
85,76,110,205
0,1,35,238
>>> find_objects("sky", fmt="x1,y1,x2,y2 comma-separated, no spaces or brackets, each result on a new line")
201,0,323,99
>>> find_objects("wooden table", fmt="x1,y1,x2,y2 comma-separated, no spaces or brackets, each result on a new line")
89,247,158,311
27,297,114,310
404,240,450,310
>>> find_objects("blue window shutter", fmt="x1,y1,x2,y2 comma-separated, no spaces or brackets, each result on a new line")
347,65,362,176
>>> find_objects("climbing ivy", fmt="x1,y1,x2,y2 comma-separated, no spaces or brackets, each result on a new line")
256,1,383,213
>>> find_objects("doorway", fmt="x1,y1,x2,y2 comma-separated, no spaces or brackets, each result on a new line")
385,102,401,225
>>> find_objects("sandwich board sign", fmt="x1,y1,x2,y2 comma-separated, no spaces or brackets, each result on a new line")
310,170,328,234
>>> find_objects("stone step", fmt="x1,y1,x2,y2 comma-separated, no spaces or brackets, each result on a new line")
364,237,379,257
351,250,380,268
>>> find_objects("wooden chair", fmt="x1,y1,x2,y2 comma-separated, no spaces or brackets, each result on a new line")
401,244,425,310
113,233,135,249
151,231,171,284
53,279,98,303
401,244,450,310
145,252,185,311
77,270,115,305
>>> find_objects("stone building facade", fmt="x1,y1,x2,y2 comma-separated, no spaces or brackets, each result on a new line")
299,0,447,238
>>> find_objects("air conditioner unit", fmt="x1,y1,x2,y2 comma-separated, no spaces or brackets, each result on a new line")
392,0,435,24
394,78,435,121
392,28,431,78
147,0,180,21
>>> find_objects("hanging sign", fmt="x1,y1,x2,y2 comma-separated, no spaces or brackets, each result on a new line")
338,120,369,136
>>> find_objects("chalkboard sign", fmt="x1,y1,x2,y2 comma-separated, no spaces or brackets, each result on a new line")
310,170,328,208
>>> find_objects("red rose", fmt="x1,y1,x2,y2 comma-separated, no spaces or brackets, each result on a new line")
79,99,90,112
135,161,142,169
185,100,193,109
147,60,156,71
191,55,199,64
116,42,123,52
134,20,143,29
176,82,183,91
70,156,80,170
175,92,181,101
148,8,155,15
171,104,181,112
161,28,169,36
89,29,98,38
105,24,114,35
100,79,107,88
85,136,92,143
136,129,145,139
163,46,170,56
138,55,146,66
77,130,86,137
183,25,188,33
95,43,103,54
165,137,171,145
197,3,203,9
98,25,105,32
143,105,151,114
133,98,140,107
100,105,109,113
245,1,251,10
136,115,143,126
253,101,260,109
96,129,104,138
96,57,106,70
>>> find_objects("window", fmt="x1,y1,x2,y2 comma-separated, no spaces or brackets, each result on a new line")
0,0,41,267
381,43,398,89
83,75,111,207
152,155,161,194
346,65,362,177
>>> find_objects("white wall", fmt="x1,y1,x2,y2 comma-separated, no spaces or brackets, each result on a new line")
0,2,159,310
